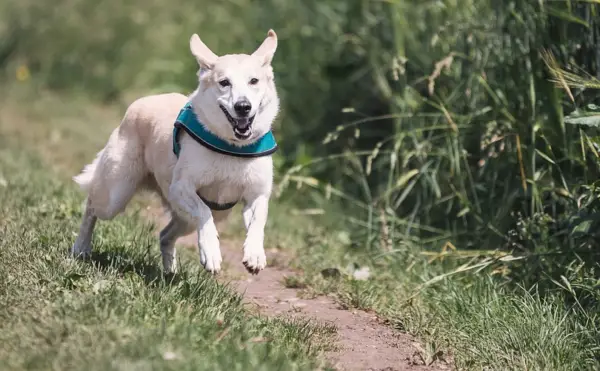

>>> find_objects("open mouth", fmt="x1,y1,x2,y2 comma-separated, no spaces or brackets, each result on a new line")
219,105,255,140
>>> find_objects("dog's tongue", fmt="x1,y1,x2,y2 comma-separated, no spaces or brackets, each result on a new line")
236,118,251,130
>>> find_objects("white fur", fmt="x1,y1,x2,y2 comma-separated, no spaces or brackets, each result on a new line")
71,30,280,275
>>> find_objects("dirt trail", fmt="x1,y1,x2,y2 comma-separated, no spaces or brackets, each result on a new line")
148,207,450,371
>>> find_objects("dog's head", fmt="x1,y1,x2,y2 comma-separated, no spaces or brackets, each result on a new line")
189,30,280,144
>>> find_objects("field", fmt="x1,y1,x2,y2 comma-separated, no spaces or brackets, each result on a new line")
2,0,600,370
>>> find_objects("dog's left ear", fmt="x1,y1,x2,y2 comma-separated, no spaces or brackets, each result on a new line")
190,33,218,69
252,29,277,66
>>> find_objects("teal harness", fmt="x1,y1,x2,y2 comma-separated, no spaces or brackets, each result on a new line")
172,102,278,211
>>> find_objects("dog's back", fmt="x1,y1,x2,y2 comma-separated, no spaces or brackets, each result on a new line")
73,92,187,218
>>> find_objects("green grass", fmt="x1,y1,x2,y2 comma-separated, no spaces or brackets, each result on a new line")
268,209,600,370
0,88,334,371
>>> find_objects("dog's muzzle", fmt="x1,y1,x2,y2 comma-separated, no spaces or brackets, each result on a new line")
219,104,255,140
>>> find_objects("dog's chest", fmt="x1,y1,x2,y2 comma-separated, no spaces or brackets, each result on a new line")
197,176,244,205
175,133,274,207
193,152,272,205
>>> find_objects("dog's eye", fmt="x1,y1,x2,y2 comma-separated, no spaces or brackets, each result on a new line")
219,79,231,87
249,78,259,85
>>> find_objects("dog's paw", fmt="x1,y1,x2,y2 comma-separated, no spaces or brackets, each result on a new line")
201,253,222,274
199,245,222,274
70,244,91,259
162,256,178,275
242,243,267,275
198,226,222,274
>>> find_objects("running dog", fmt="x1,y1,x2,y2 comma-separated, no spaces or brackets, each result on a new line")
71,30,280,275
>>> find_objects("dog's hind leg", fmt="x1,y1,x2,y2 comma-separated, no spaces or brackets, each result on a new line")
72,122,147,257
159,214,194,273
71,199,97,258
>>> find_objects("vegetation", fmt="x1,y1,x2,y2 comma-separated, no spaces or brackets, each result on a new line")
2,0,600,369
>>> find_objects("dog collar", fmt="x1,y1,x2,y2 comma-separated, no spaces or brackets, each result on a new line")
172,102,278,158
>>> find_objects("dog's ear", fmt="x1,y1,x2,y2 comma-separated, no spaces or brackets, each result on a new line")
252,29,277,66
190,34,218,69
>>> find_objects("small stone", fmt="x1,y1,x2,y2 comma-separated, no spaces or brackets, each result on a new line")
163,351,177,360
249,337,269,343
352,266,371,281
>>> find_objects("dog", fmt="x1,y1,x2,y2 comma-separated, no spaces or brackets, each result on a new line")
70,30,280,275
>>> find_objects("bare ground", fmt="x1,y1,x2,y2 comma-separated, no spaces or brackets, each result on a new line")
147,206,451,371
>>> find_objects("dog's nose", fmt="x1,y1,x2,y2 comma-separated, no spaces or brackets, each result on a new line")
234,99,252,117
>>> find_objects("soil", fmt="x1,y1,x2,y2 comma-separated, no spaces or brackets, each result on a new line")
147,207,451,371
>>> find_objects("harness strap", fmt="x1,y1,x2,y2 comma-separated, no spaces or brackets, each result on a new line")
197,193,238,211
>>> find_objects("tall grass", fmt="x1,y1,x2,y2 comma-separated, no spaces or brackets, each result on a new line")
280,0,600,287
274,2,600,364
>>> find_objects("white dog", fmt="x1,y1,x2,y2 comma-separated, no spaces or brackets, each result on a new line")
71,30,280,275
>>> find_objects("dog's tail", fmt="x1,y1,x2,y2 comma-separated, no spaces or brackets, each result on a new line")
73,149,104,193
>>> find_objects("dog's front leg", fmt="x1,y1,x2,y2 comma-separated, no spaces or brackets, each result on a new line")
241,194,269,274
168,180,222,274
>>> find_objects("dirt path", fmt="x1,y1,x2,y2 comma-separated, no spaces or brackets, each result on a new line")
148,207,450,371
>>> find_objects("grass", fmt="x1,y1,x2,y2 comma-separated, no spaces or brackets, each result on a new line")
240,187,600,370
269,209,600,370
0,85,334,371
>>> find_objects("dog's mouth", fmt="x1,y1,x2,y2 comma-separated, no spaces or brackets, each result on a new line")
219,105,255,140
